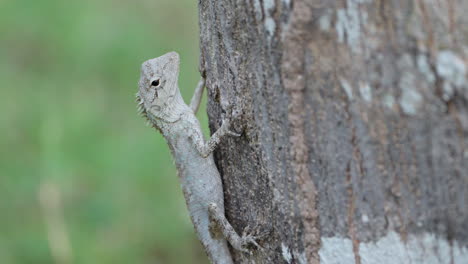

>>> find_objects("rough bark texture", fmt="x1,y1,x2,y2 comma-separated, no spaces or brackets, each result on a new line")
198,0,468,263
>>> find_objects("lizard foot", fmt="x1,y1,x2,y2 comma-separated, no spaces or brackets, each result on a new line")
236,226,262,254
207,203,261,254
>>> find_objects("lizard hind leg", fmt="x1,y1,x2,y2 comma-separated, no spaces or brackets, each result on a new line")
207,203,260,254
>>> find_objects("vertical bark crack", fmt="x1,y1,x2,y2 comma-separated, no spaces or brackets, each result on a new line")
281,1,320,263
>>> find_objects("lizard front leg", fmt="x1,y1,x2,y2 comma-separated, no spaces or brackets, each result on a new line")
189,78,205,114
190,120,240,158
208,203,260,254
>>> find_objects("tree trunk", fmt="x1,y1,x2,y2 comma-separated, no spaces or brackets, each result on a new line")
198,0,468,263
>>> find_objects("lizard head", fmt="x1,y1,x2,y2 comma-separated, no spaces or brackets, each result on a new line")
136,51,180,120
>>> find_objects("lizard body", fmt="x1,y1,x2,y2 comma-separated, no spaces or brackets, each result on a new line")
136,52,257,264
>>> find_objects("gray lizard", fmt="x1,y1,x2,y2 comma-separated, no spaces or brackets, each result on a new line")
136,51,258,264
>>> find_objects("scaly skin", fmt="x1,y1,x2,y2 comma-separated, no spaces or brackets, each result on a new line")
136,52,258,264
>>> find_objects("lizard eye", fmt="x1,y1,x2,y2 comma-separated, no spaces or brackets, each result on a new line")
151,79,160,87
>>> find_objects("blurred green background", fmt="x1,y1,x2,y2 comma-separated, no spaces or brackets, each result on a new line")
0,0,209,263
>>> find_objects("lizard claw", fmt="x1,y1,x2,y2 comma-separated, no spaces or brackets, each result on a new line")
220,119,241,137
243,234,261,249
227,130,241,137
237,225,262,254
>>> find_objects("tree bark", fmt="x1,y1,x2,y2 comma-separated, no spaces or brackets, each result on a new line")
198,0,468,263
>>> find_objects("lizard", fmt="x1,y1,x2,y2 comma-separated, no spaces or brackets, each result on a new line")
135,51,259,264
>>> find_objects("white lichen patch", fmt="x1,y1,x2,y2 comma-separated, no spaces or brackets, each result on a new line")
281,243,293,263
273,188,282,202
437,51,466,87
400,89,422,115
263,0,276,40
265,17,276,38
263,0,275,10
293,250,308,264
336,9,359,50
417,54,435,83
340,78,354,100
436,50,467,100
382,94,395,109
359,82,372,102
319,13,332,31
442,82,455,101
361,214,369,223
399,73,422,115
335,0,372,53
252,0,262,21
320,231,468,264
320,236,355,263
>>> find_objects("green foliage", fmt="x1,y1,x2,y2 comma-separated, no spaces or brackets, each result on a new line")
0,0,209,263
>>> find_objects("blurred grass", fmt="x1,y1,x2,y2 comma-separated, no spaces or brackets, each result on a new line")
0,0,210,263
